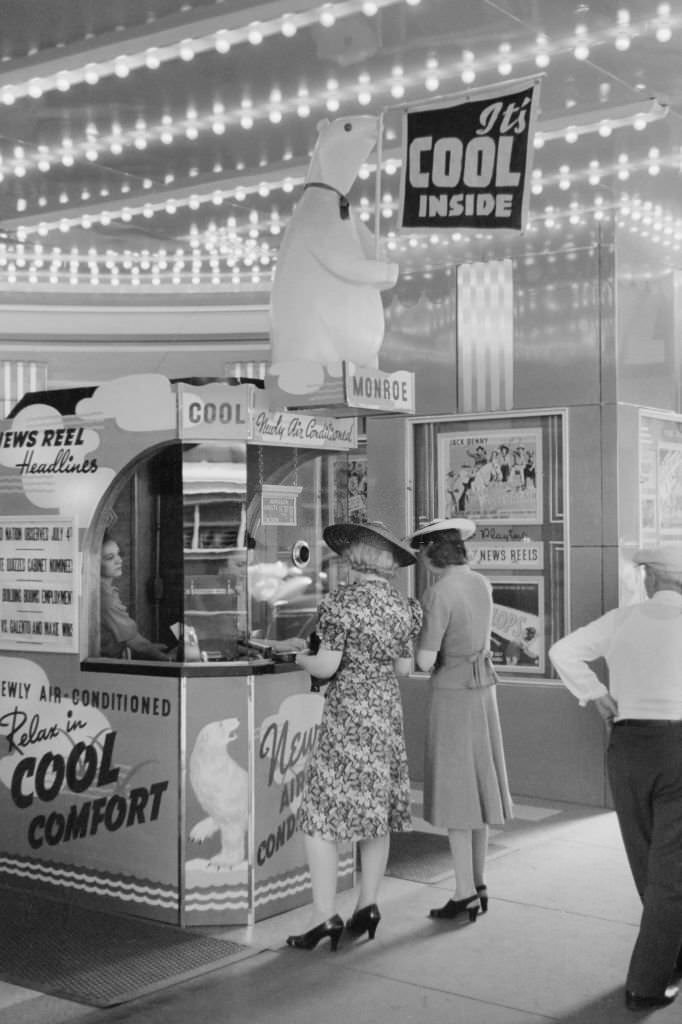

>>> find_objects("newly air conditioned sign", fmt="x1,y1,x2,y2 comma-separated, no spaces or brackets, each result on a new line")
399,78,540,232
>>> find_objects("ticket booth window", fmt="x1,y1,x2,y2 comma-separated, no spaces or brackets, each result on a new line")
182,442,247,661
87,441,246,663
87,441,365,664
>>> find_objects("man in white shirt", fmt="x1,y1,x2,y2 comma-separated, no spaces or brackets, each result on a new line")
549,545,682,1012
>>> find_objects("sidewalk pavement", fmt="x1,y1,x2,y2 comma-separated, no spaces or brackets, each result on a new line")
0,797,678,1024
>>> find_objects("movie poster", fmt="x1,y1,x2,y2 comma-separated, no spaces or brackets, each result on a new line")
437,428,542,524
489,576,545,675
330,456,368,525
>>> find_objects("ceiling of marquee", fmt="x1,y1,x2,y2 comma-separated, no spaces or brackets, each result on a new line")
0,0,681,294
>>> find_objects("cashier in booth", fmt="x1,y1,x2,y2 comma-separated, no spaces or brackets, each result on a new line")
100,533,171,661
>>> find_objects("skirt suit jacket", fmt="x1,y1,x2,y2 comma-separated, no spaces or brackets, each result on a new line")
420,564,513,829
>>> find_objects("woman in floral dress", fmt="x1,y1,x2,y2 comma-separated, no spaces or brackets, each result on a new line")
287,521,422,952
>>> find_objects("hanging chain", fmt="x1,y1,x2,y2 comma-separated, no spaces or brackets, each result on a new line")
258,444,265,490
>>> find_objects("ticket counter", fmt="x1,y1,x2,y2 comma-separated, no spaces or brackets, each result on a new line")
0,373,371,925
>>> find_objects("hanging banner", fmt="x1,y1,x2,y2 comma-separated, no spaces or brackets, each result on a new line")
261,485,302,526
399,77,541,233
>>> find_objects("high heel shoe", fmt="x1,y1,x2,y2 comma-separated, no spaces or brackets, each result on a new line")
429,894,480,922
286,914,344,951
476,884,488,914
346,903,381,940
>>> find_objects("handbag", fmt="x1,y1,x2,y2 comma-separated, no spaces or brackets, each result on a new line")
467,649,500,689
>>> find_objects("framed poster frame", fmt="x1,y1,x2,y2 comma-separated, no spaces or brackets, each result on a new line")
638,409,682,546
410,408,568,682
488,574,545,675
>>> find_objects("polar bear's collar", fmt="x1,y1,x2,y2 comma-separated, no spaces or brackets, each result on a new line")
303,181,350,220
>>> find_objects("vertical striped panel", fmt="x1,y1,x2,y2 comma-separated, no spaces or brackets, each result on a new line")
224,360,268,382
1,360,47,417
456,260,514,413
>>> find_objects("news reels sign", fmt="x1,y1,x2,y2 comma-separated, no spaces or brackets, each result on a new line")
399,78,540,232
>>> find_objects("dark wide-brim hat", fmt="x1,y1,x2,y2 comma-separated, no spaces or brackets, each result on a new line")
408,517,477,546
323,521,416,567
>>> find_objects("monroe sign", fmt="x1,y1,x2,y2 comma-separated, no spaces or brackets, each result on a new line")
399,78,540,232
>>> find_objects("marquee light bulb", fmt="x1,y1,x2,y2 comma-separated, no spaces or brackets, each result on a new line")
215,30,231,53
573,25,590,60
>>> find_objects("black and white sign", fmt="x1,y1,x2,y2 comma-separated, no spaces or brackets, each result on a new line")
399,78,540,232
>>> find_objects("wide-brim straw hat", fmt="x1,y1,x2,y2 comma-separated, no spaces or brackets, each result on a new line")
408,517,477,546
633,544,682,574
323,521,416,567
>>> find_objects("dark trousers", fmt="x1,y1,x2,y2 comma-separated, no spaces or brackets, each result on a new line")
607,722,682,995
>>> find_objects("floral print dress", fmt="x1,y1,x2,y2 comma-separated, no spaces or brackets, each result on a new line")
297,578,423,841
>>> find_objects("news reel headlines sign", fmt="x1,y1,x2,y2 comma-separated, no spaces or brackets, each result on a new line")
0,517,78,653
399,77,541,232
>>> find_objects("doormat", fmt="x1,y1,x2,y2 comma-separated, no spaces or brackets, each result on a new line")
0,887,256,1008
387,831,504,883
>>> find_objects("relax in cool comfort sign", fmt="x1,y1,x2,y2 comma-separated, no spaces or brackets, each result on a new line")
399,78,540,233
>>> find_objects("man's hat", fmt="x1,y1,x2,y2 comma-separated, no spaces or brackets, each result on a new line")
633,544,682,574
408,517,477,546
323,521,416,567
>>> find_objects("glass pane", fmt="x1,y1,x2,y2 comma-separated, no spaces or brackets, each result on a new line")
245,447,350,647
93,444,184,661
182,442,248,661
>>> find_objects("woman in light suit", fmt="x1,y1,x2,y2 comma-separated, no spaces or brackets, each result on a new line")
410,518,513,923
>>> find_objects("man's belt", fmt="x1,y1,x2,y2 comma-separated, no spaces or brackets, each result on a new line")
614,719,682,727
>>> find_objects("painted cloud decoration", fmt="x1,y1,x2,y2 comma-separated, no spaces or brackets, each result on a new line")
75,374,176,431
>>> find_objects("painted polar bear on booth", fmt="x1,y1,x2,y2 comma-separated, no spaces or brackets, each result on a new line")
269,115,399,369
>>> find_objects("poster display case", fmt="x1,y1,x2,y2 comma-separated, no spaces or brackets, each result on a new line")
638,410,682,545
412,411,567,678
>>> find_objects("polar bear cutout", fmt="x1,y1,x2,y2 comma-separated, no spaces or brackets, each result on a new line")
188,717,249,870
269,115,399,371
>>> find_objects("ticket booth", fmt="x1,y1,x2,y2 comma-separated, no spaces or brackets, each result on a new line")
0,368,413,925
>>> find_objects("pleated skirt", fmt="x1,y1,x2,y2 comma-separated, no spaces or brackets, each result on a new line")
423,685,513,829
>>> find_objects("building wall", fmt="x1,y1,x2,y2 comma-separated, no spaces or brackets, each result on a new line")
372,222,620,806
